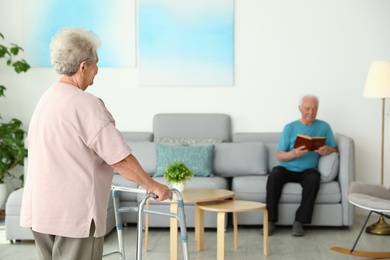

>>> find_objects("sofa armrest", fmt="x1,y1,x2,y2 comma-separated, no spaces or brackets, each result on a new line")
335,133,356,226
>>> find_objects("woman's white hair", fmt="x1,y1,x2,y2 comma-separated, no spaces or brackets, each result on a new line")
50,27,101,76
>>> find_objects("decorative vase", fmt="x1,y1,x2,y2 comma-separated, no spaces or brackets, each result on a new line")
0,183,9,210
171,182,185,193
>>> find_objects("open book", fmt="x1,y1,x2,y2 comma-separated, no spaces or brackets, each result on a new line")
293,134,326,151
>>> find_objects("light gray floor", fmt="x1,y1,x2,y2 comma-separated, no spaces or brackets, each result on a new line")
1,214,389,260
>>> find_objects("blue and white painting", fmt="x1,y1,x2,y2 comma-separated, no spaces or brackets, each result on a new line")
22,0,135,67
138,0,234,86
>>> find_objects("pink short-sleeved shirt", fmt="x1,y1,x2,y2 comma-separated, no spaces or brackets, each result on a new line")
20,82,131,238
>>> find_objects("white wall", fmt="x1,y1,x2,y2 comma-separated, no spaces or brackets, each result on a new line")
1,0,390,189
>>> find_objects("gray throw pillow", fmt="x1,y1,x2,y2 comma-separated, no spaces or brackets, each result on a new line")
318,152,339,183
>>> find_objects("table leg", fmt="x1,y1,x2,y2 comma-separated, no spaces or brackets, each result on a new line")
262,208,269,256
217,212,226,260
231,195,238,249
195,203,200,242
198,207,205,251
170,202,178,260
233,212,238,249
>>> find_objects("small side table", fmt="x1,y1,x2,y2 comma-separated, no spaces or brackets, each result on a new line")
144,188,235,260
197,200,268,260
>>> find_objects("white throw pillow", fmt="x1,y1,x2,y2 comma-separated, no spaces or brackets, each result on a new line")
318,152,339,183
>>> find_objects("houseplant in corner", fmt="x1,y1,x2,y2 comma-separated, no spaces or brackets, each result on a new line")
0,32,30,209
164,160,193,192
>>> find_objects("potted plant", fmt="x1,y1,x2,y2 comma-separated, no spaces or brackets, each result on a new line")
164,160,193,192
0,32,30,209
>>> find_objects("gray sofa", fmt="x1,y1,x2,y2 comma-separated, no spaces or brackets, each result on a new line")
5,113,355,242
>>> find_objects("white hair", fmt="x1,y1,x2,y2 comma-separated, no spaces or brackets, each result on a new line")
299,95,319,107
50,27,101,76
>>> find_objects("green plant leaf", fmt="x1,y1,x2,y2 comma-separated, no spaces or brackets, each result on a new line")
13,60,30,73
0,85,5,97
10,45,21,55
0,45,7,58
163,160,193,184
0,117,28,185
0,32,30,187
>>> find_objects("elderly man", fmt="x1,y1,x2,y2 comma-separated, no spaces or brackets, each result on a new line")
265,95,337,236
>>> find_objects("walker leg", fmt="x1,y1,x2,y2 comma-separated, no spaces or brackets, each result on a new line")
136,195,147,260
177,199,190,260
103,189,125,259
144,199,150,252
105,187,190,260
114,190,126,259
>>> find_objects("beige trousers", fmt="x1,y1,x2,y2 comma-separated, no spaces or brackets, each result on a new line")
32,221,104,260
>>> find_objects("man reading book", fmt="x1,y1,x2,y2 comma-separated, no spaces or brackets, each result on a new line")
264,95,337,237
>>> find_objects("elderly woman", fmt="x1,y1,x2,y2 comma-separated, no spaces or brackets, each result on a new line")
20,27,171,259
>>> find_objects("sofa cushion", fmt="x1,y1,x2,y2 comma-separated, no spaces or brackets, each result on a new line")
214,142,267,177
266,143,279,172
155,137,222,146
318,152,339,183
279,181,341,203
233,132,281,143
232,176,341,204
112,174,141,201
153,113,231,141
126,142,157,175
154,144,215,177
122,131,154,141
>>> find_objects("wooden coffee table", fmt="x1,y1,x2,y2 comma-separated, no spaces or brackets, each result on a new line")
197,200,268,260
145,188,235,260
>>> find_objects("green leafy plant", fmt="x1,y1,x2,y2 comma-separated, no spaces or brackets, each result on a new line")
164,160,193,184
0,32,30,185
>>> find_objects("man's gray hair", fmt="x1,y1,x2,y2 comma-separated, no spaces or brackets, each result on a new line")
50,27,101,76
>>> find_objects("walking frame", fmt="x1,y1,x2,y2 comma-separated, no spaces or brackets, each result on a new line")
103,184,190,260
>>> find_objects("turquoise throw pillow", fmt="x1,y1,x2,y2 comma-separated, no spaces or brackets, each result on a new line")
154,144,215,177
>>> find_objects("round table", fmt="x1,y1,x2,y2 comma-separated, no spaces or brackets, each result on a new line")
197,200,269,260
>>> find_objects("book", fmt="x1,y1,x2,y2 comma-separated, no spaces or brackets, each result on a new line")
293,134,326,151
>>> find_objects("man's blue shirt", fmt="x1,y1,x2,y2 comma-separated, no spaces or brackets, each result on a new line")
277,119,337,172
